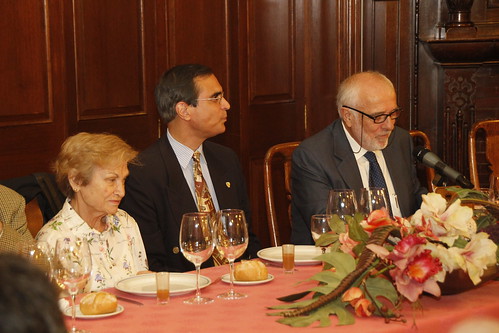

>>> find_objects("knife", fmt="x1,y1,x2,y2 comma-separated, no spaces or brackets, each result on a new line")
116,295,144,306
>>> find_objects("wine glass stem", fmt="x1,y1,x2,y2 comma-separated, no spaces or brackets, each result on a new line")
228,259,235,295
70,290,77,332
194,264,201,299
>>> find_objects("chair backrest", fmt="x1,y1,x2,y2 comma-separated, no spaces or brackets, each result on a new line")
468,119,499,189
25,198,44,238
263,141,300,247
410,130,437,192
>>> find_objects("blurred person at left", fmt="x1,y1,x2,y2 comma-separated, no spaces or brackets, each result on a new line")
0,184,33,252
36,132,149,291
0,252,67,333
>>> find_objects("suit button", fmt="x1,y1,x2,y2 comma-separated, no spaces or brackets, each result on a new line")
173,246,180,254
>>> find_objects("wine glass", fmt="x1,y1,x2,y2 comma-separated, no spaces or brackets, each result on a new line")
489,174,499,204
53,236,92,333
19,241,52,278
357,187,389,218
310,214,332,253
215,209,249,300
179,212,215,304
326,189,358,222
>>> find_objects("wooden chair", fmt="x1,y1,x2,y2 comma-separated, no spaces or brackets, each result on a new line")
25,198,44,238
263,141,300,247
468,119,499,189
410,130,437,192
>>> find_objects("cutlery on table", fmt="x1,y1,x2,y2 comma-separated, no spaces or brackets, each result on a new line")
116,295,144,306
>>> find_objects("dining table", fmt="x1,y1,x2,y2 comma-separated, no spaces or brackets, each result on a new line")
65,260,499,333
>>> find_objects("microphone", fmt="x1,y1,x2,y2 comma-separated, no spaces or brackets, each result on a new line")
413,146,474,189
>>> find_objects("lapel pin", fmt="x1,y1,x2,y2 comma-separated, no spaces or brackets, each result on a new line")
226,182,231,188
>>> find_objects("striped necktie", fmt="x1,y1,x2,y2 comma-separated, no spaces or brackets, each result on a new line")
192,151,228,265
364,151,392,216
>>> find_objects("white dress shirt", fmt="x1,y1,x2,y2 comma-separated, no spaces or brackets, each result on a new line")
167,129,220,211
341,122,402,217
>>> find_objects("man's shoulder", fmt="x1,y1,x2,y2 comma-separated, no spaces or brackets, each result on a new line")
203,140,238,157
297,121,338,152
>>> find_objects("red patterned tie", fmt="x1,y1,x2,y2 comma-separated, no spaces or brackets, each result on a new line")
192,151,228,265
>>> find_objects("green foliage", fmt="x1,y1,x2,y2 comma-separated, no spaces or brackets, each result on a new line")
328,214,347,234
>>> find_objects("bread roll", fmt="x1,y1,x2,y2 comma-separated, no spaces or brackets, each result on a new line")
79,291,118,315
234,260,268,281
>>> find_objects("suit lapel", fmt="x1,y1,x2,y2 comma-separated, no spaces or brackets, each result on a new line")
158,137,198,228
331,121,364,190
203,143,232,209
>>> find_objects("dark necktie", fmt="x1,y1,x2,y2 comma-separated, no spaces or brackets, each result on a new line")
192,151,227,265
364,151,392,215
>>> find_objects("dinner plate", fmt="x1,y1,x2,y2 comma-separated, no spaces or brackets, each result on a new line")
63,304,124,319
257,245,323,265
221,273,274,285
115,273,211,297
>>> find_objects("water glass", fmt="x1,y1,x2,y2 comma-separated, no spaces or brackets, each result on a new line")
156,272,170,305
282,244,295,274
490,175,499,204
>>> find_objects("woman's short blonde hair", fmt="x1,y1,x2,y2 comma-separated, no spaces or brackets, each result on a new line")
53,132,138,198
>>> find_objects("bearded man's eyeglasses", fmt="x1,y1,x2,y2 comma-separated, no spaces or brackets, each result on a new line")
342,105,402,124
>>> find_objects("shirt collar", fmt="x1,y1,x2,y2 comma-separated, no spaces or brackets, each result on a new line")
167,129,204,168
341,121,370,161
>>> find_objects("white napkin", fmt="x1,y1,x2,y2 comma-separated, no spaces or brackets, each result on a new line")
58,298,70,313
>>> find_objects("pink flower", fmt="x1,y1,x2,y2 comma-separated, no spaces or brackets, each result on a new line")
339,231,359,257
405,250,442,283
360,208,393,232
389,249,442,302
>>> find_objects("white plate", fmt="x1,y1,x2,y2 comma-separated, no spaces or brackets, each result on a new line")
257,245,323,265
221,273,274,285
63,304,124,319
115,273,211,297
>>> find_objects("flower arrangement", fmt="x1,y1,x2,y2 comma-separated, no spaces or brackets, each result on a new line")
268,188,498,327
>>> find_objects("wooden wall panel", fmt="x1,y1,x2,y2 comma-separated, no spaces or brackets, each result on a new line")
73,0,144,119
0,0,67,178
363,0,414,130
165,0,236,150
69,0,159,150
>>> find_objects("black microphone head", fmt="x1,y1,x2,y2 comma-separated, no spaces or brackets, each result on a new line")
413,146,429,162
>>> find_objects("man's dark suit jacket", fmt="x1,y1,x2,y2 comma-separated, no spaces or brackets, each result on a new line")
121,135,261,272
291,119,427,244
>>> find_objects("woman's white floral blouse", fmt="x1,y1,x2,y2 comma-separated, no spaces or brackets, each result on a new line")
37,199,148,291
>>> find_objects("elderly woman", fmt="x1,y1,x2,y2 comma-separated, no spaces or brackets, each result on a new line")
36,132,148,291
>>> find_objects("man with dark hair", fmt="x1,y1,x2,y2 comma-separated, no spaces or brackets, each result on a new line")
0,253,67,333
121,64,261,272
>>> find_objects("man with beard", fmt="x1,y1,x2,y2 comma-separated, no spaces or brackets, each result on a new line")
291,71,427,244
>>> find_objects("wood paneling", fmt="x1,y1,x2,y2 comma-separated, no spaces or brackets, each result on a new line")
70,0,158,150
0,0,67,178
73,0,145,119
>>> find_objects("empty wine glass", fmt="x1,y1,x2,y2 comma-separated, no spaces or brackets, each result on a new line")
489,174,499,204
357,187,389,218
326,189,357,222
19,241,52,278
310,214,332,253
179,212,215,304
53,236,92,333
215,209,249,300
